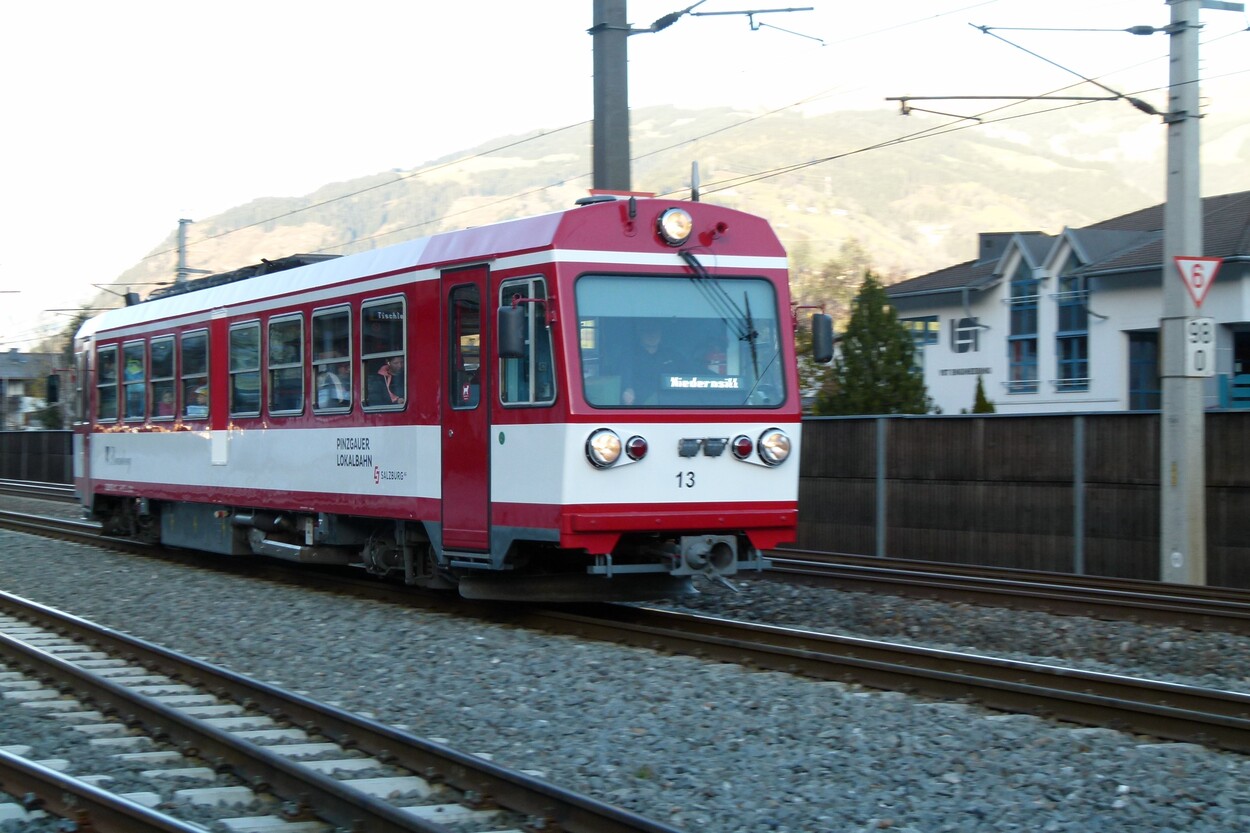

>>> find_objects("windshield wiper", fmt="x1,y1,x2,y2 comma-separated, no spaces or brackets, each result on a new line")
743,293,760,382
680,249,783,403
678,250,752,341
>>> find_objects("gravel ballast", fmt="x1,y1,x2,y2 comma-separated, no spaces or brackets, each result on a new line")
0,519,1248,831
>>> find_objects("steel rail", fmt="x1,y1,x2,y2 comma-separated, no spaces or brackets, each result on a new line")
0,750,208,833
7,497,1250,635
0,627,454,833
0,479,75,502
0,589,684,833
6,509,1250,761
507,604,1250,755
768,551,1250,634
775,548,1250,601
0,511,100,537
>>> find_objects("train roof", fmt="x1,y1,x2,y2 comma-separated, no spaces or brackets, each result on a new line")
77,198,783,341
145,253,342,302
77,208,574,341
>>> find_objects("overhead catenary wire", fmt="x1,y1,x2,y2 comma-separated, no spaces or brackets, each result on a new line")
147,2,1007,264
137,9,1248,275
682,57,1250,198
970,23,1160,115
10,6,1248,353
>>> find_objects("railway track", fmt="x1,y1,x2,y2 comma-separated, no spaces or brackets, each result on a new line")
4,496,1249,636
502,604,1250,755
0,589,684,833
4,506,1249,763
769,549,1250,634
0,479,76,503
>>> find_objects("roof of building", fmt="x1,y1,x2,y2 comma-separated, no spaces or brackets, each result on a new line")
886,190,1250,299
0,350,56,381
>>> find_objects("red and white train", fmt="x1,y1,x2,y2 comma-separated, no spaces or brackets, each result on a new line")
71,195,832,600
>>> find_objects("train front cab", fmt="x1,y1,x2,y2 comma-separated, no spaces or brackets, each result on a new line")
465,204,833,600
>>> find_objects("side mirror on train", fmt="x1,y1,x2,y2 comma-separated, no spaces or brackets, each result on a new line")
498,306,527,359
46,373,60,404
811,313,834,364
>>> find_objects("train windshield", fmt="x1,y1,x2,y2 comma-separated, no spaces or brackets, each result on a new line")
577,274,785,408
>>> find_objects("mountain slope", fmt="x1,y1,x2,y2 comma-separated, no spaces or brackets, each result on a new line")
101,103,1242,304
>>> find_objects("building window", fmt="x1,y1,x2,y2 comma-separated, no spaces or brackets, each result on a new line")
901,316,939,347
1055,268,1089,392
951,317,980,353
1006,262,1039,394
1129,332,1160,410
901,316,939,371
1007,339,1038,393
1055,337,1089,392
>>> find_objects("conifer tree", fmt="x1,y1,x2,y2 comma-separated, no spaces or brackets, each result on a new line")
971,375,995,413
815,273,930,415
791,239,877,409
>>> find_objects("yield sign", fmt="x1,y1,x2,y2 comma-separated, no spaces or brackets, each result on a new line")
1174,256,1223,308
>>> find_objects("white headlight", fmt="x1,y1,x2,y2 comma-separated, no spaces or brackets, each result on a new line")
657,208,694,246
757,428,791,466
586,429,623,468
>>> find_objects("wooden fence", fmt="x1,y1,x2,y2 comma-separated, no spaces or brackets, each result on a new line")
0,431,72,485
5,419,1249,587
798,412,1250,588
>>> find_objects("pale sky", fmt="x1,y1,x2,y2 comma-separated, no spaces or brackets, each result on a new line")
2,0,1247,350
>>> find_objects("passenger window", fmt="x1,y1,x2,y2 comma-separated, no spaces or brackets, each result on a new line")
268,315,304,415
96,345,118,421
76,351,88,422
450,285,481,409
499,277,555,406
122,341,146,420
150,337,176,420
313,306,352,412
229,322,262,416
181,330,209,419
361,298,406,409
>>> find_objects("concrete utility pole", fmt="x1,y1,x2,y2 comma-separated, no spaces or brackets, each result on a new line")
176,219,194,284
1158,0,1240,584
590,0,632,192
175,219,212,285
589,1,812,192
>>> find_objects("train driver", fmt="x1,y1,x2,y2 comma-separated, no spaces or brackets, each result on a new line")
621,322,676,406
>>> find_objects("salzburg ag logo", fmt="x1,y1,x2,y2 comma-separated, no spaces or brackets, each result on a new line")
373,466,407,484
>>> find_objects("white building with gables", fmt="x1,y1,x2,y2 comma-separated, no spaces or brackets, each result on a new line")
885,191,1250,414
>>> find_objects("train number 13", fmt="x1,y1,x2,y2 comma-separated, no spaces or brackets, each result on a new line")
676,471,696,488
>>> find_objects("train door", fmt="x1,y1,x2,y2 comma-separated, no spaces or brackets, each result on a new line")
74,347,92,506
441,268,490,551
